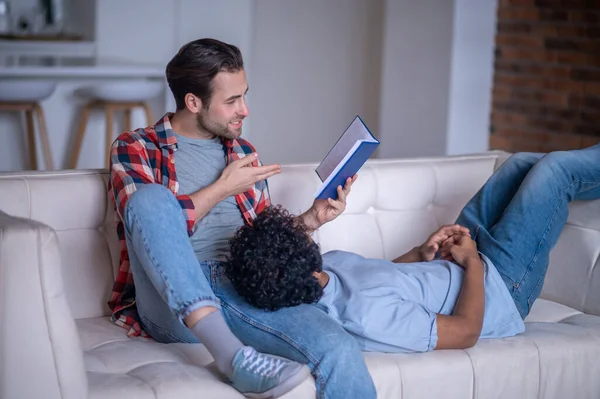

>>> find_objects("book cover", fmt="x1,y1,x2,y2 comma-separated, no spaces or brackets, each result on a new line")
314,116,379,200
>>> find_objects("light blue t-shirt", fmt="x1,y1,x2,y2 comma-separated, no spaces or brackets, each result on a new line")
316,250,525,353
174,134,245,261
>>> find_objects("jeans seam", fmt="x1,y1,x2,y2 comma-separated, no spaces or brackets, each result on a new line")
473,225,481,241
526,273,545,307
576,180,600,198
517,179,575,304
523,178,593,306
127,206,181,305
140,315,190,343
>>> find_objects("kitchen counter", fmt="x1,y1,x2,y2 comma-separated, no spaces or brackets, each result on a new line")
0,57,165,78
0,39,96,58
0,56,171,172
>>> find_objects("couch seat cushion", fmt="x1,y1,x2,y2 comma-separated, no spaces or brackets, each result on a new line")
77,298,600,399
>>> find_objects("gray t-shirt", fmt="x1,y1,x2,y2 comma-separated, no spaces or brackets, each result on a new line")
174,134,245,261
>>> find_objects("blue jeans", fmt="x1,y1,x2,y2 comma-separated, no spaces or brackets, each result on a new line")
456,143,600,318
123,184,376,399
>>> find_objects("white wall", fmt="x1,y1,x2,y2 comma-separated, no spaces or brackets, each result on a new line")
377,0,455,159
96,0,253,66
96,0,254,132
0,1,498,172
95,0,176,65
249,0,383,165
446,0,497,155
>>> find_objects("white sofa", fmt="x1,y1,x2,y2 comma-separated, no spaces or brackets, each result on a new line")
1,151,600,399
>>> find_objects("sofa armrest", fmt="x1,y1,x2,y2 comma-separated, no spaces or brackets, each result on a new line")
0,212,87,399
542,199,600,316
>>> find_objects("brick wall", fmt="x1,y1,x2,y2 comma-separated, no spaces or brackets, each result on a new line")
490,0,600,152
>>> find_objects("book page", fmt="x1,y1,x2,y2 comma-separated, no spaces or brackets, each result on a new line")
315,140,363,196
316,116,376,182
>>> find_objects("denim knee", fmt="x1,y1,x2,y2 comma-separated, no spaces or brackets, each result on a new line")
127,184,175,212
539,151,574,168
124,184,183,227
505,152,543,170
536,151,579,182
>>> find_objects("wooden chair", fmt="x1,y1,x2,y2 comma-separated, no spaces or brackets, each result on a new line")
0,101,54,170
69,80,163,169
70,101,154,169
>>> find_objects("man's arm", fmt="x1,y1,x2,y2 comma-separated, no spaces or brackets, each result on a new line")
299,176,357,232
392,247,422,263
189,153,279,221
434,236,485,349
187,183,228,222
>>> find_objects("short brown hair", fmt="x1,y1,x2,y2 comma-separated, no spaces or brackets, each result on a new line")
166,38,244,110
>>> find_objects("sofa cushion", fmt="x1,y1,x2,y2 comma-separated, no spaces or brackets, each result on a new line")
77,296,600,399
77,318,315,399
268,155,500,261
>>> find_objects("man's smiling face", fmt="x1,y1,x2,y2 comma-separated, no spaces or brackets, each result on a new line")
195,69,249,140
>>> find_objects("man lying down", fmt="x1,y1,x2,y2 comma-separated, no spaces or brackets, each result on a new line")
224,146,600,353
224,205,525,353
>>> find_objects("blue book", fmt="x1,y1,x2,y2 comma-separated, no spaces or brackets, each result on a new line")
314,116,380,200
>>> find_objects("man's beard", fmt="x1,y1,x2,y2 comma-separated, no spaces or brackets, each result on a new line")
195,109,241,140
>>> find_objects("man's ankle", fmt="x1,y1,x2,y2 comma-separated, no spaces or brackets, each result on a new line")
185,306,219,328
190,311,244,377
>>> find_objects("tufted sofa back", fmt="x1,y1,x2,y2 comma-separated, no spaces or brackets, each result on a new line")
1,151,599,319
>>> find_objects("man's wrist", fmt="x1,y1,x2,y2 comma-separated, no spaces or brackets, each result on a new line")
190,180,228,209
300,208,321,232
210,179,229,201
463,255,483,269
413,246,425,262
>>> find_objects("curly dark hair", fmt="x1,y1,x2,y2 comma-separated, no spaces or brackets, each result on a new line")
225,205,324,311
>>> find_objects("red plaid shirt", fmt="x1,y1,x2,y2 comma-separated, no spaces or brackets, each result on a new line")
108,113,271,337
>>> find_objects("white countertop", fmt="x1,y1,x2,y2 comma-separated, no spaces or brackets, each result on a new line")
0,57,165,79
0,39,96,58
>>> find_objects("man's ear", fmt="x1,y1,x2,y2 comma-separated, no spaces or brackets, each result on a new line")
184,93,203,113
312,271,328,288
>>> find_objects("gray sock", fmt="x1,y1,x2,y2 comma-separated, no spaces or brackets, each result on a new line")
191,311,244,378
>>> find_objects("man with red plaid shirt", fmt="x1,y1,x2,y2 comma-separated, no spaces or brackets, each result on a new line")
108,38,376,399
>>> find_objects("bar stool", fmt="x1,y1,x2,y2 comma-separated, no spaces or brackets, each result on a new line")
70,80,163,169
0,80,56,170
